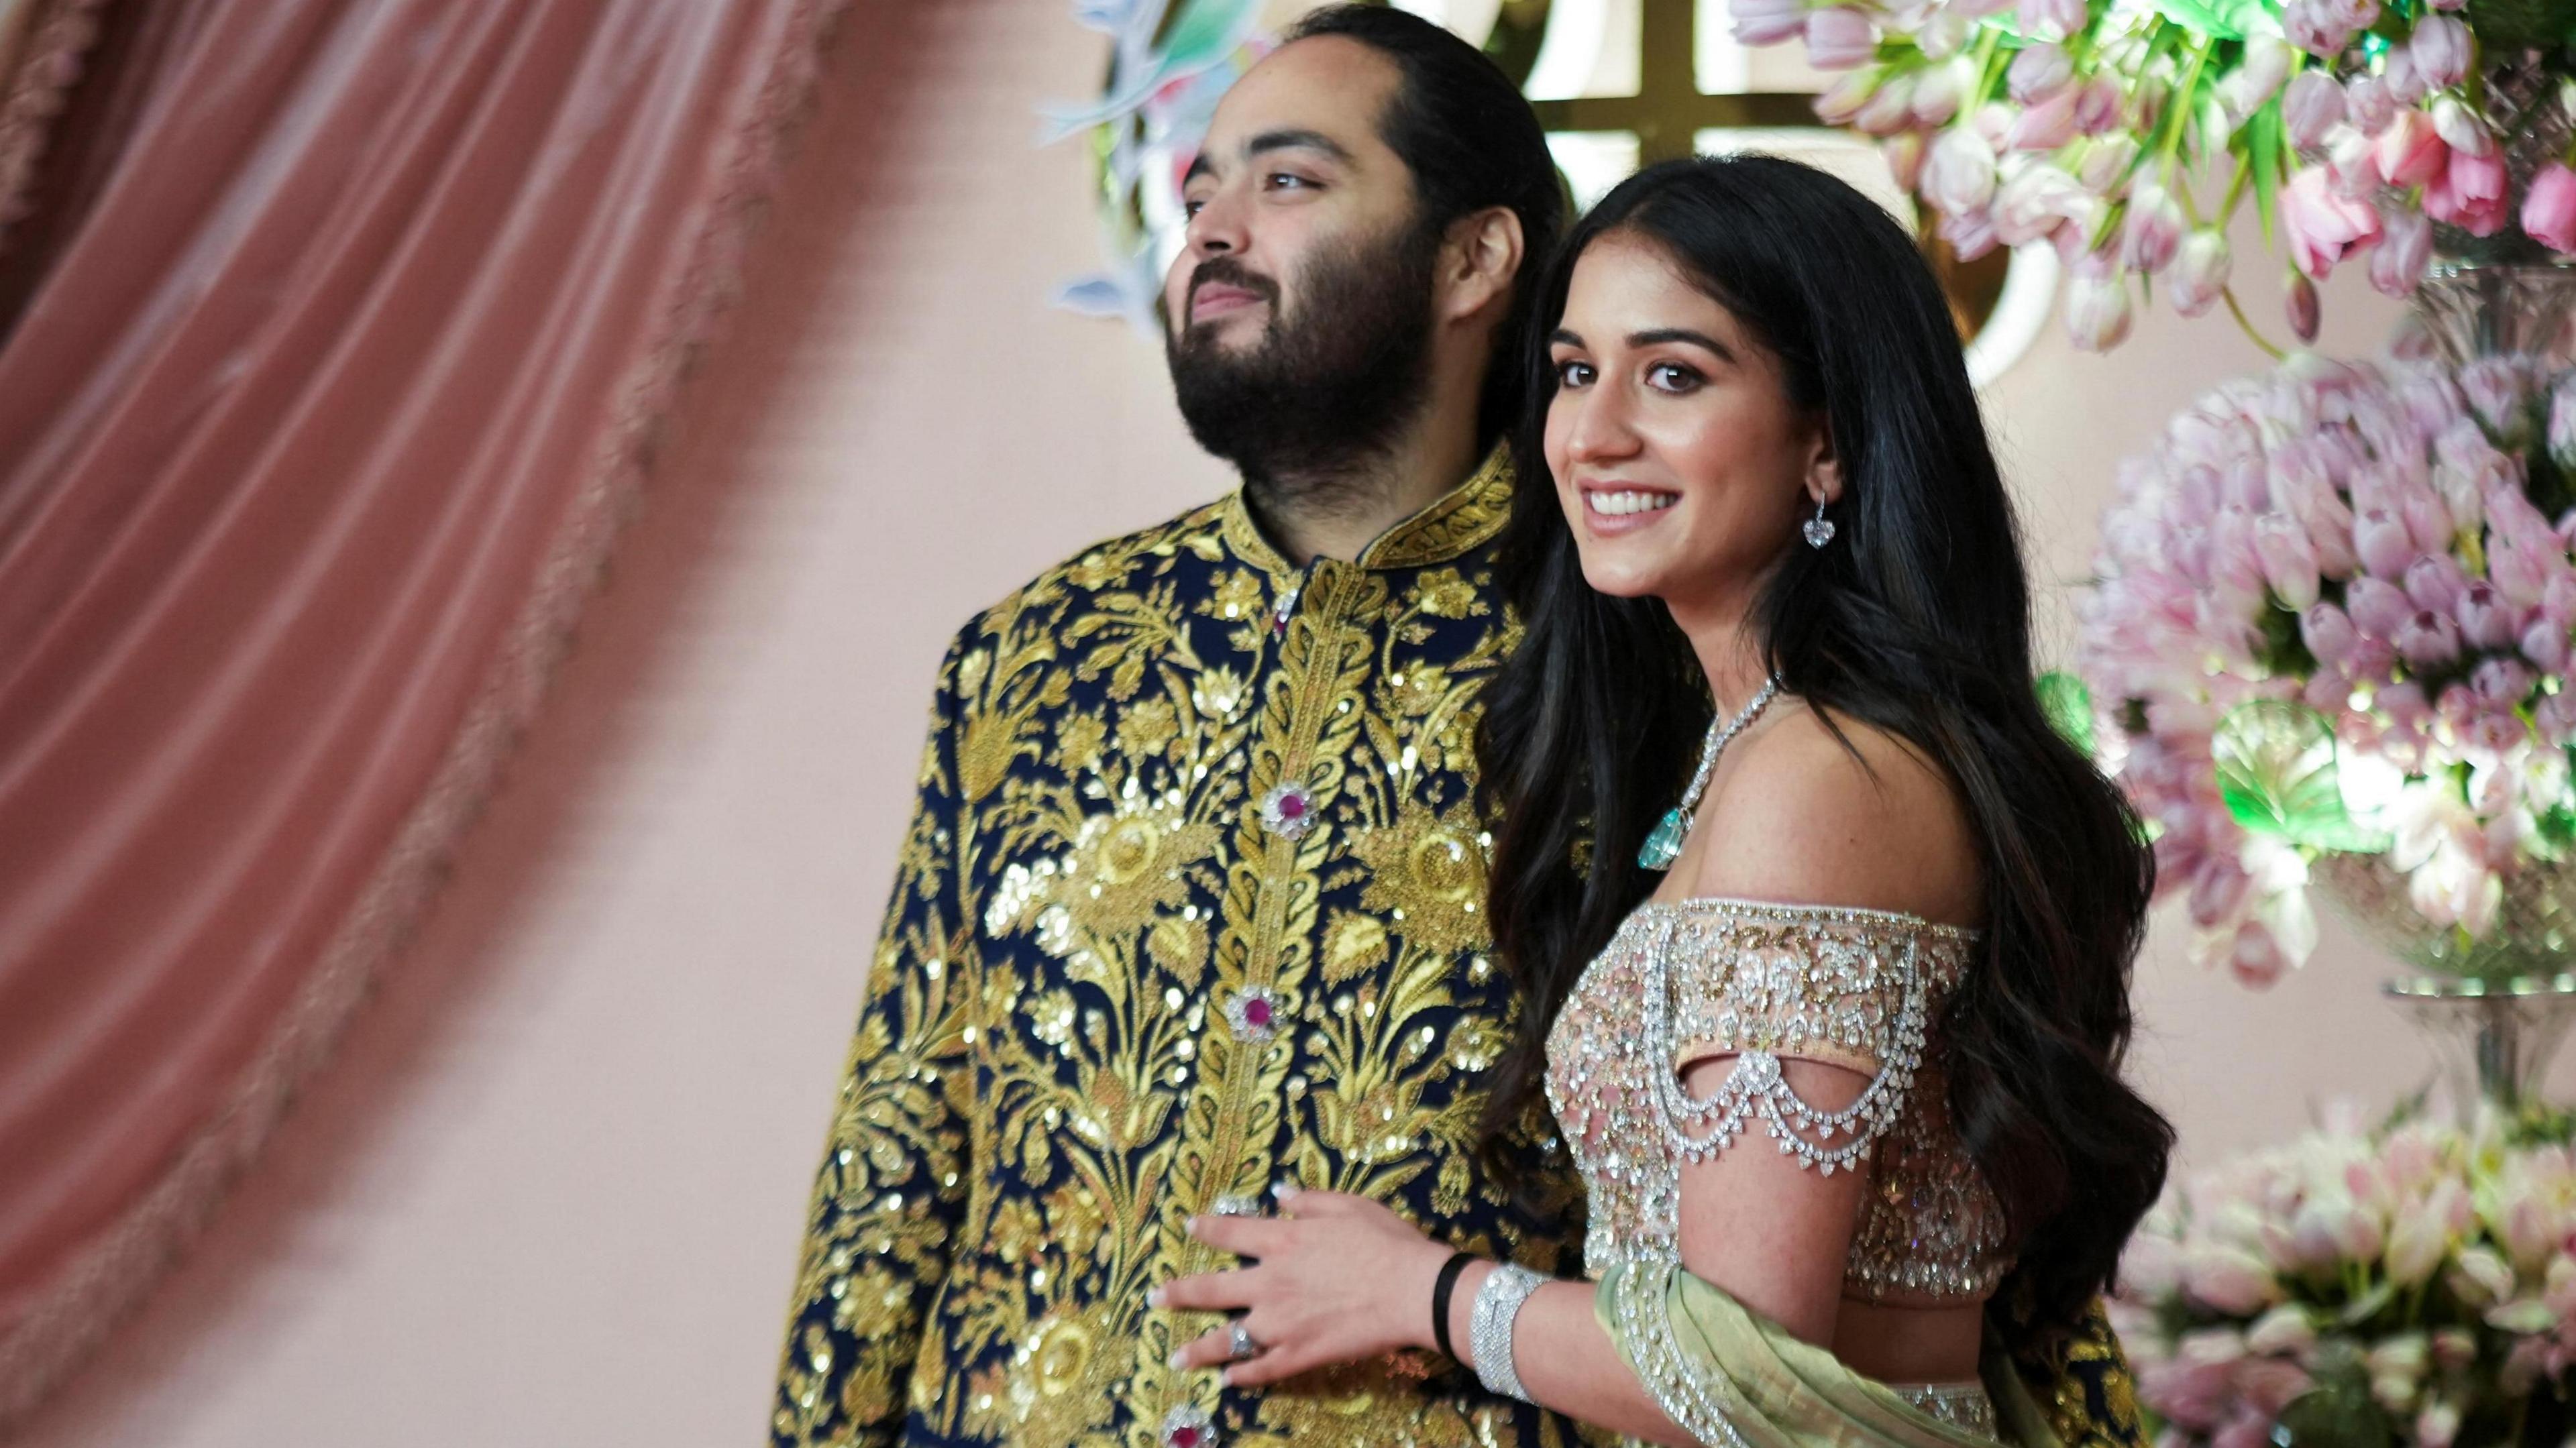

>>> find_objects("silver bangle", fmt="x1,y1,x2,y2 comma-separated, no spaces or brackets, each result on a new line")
1468,1262,1548,1403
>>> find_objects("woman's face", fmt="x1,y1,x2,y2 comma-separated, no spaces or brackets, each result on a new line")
1542,231,1835,616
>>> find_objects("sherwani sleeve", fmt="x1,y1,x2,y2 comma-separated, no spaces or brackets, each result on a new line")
2008,1299,2149,1448
772,632,978,1447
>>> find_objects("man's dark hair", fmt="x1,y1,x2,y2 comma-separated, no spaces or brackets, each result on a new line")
1281,5,1566,449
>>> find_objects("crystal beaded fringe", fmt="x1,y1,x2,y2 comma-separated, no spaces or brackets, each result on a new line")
1643,913,1930,1176
1611,1260,1754,1448
1896,1383,2000,1439
1638,677,1782,872
1468,1263,1548,1404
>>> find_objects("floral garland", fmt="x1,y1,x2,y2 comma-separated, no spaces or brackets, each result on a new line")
1729,0,2576,351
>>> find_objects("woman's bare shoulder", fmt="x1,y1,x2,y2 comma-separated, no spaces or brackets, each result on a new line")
1686,702,1981,926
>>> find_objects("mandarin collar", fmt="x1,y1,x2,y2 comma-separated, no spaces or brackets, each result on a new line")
1218,442,1514,575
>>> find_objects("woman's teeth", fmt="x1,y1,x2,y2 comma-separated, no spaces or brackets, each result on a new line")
1590,490,1676,516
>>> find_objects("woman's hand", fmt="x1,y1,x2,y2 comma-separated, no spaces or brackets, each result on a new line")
1151,1188,1455,1387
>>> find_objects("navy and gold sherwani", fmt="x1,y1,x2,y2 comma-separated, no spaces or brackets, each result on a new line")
771,451,2150,1448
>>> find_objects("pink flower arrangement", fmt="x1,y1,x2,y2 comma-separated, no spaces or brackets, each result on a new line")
2117,1107,2576,1446
1729,0,2576,351
2076,353,2576,983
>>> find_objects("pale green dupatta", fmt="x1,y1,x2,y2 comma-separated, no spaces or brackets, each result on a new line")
1595,1260,2068,1448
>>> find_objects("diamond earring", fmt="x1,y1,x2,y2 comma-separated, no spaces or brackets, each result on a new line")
1802,497,1835,549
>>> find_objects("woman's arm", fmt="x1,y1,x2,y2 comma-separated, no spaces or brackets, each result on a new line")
1446,1050,1873,1442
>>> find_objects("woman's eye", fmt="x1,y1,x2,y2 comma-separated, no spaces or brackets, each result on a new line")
1554,359,1594,388
1647,362,1703,393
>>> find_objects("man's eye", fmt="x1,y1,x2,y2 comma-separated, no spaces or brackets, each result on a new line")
1647,362,1703,392
1183,197,1207,218
1264,172,1313,192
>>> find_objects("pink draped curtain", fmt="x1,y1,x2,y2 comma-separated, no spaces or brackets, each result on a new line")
0,0,842,1427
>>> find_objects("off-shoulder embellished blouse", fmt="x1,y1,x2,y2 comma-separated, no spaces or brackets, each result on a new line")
1544,897,2010,1308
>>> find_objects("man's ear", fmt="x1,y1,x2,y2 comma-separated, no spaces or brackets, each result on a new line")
1438,206,1523,326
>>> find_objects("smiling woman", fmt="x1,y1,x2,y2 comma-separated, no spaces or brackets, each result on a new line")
1477,153,2171,1439
1544,237,1835,607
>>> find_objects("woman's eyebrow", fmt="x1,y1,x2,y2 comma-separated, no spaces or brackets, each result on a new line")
1627,327,1735,361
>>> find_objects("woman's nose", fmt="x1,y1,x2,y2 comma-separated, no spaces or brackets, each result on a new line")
1562,387,1640,463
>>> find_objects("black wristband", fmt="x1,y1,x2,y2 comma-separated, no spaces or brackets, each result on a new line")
1430,1250,1475,1362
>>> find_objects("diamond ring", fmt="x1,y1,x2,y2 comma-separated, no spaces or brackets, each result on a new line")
1228,1322,1262,1361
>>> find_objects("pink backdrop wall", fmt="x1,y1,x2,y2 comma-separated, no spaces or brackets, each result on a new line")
11,0,2510,1442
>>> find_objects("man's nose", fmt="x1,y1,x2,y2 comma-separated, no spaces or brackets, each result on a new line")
1186,184,1248,258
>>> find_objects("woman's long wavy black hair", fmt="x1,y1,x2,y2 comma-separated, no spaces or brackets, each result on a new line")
1472,154,2172,1343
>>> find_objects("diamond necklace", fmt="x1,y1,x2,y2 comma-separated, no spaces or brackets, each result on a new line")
1635,675,1783,872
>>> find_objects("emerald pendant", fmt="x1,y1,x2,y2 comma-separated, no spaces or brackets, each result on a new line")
1635,675,1784,874
1637,808,1690,871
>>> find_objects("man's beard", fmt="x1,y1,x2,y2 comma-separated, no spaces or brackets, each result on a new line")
1165,218,1443,510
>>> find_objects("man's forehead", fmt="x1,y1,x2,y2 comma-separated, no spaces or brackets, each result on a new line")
1197,36,1396,165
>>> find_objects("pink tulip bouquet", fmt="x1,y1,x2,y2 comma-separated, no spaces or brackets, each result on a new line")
1729,0,2576,351
2075,349,2576,985
2117,1105,2576,1446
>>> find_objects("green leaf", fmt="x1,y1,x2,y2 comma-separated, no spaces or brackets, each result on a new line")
2334,1277,2400,1327
2539,749,2576,850
2149,0,2276,39
2139,18,2186,76
2273,1381,2395,1448
2248,99,2283,248
2212,700,2394,852
1156,0,1256,70
2035,671,2098,756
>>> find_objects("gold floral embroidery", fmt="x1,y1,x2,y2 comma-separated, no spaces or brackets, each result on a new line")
775,454,1595,1448
1203,567,1265,623
1407,566,1483,620
1320,911,1390,985
1351,800,1489,958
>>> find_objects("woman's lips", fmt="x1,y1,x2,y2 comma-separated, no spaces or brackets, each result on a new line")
1579,483,1680,536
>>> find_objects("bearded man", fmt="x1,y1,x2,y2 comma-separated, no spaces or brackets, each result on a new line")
771,10,2148,1447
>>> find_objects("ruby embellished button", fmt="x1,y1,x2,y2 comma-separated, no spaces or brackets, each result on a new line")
1162,1404,1216,1448
1222,987,1281,1042
1258,782,1315,840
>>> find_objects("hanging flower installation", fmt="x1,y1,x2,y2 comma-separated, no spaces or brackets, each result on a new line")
1732,0,2576,349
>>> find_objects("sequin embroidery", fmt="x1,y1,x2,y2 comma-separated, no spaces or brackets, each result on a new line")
1543,897,2010,1307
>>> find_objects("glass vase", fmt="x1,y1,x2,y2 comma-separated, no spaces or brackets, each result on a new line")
2406,50,2576,366
2314,854,2576,1118
2422,50,2576,270
2381,973,2576,1122
2410,262,2576,366
2311,854,2576,986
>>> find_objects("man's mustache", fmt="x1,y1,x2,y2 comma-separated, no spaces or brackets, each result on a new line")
1183,259,1280,324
